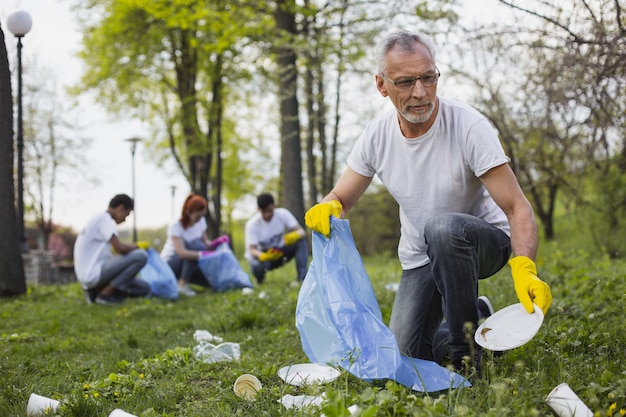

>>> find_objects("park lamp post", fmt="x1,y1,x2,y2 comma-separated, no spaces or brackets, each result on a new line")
7,10,33,254
125,137,141,242
170,185,177,221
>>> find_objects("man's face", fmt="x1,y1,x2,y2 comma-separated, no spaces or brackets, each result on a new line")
260,205,275,222
375,42,439,132
110,205,132,224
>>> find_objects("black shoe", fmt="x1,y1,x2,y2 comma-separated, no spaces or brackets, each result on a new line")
83,288,97,305
95,292,124,305
126,281,151,298
477,296,494,320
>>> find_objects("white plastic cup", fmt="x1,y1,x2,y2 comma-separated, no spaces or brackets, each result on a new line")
108,409,138,417
26,393,60,416
546,383,594,417
233,374,262,400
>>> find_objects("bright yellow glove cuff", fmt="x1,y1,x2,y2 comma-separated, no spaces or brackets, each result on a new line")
259,248,283,262
509,255,552,315
305,200,342,237
284,230,302,246
135,241,150,250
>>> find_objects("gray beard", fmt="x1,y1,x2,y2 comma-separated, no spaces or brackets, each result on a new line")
400,103,435,124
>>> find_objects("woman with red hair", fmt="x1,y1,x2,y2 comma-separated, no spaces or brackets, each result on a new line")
160,193,212,296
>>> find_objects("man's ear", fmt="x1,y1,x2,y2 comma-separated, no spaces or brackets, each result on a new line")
375,74,388,97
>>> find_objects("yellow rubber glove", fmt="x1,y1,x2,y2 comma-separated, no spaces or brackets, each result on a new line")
284,230,302,246
509,256,552,315
135,241,150,250
259,248,283,262
304,200,342,237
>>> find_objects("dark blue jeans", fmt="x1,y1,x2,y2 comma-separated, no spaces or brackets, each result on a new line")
389,213,511,364
248,238,309,283
165,239,206,284
98,249,150,296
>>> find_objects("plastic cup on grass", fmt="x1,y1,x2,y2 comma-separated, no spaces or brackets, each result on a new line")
26,393,60,416
545,383,593,417
108,409,138,417
234,374,262,400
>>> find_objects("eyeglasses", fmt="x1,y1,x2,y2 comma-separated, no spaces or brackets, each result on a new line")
380,69,440,90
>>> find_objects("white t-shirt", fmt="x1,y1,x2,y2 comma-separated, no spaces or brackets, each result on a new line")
244,208,299,261
73,211,118,288
347,97,511,269
160,217,208,260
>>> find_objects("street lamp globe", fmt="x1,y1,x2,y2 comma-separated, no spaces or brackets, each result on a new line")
125,137,142,242
7,10,33,37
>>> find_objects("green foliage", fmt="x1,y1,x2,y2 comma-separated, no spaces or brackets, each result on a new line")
575,160,626,259
414,0,460,26
72,0,272,226
1,239,625,416
346,186,401,257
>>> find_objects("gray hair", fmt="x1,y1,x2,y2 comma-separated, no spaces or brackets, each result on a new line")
375,30,437,75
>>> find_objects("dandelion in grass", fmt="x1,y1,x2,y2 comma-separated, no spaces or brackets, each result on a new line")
607,403,626,417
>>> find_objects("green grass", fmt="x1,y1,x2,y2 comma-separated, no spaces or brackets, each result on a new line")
1,248,625,416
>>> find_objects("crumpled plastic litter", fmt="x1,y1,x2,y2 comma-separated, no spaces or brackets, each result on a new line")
278,394,325,410
193,341,240,364
193,330,224,344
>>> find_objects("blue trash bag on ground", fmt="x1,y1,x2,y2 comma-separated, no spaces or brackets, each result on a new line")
138,248,178,300
295,217,469,392
198,244,253,292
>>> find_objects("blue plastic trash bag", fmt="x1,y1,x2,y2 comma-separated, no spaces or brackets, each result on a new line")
138,248,178,300
198,244,253,292
296,217,469,392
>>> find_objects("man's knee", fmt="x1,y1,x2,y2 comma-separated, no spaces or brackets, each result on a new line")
424,213,472,250
130,249,148,266
424,214,455,239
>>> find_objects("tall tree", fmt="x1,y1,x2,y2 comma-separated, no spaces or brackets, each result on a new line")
273,0,305,223
73,0,264,236
498,0,626,253
446,0,625,242
451,37,587,240
0,24,26,296
22,67,90,249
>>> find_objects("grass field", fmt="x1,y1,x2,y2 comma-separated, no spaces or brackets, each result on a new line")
1,244,625,416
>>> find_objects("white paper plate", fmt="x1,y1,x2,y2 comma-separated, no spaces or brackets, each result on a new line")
278,363,340,386
475,303,544,351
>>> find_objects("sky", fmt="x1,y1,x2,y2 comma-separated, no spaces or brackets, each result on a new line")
1,0,192,234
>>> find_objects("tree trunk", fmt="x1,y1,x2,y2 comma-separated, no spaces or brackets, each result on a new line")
274,0,305,224
0,26,26,296
206,53,225,238
303,38,317,208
